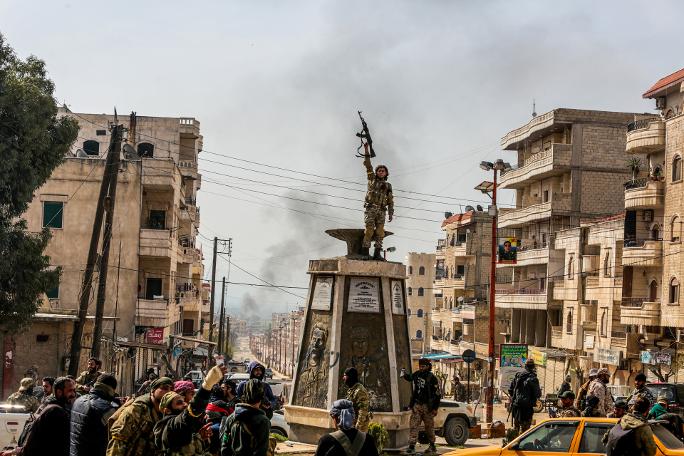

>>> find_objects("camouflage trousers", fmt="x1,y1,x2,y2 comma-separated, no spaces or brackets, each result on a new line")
363,206,386,249
409,404,435,445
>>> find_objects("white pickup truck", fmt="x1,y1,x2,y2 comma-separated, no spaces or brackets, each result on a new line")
0,405,30,451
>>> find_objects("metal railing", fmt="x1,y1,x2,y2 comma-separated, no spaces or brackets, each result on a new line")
624,177,648,190
495,287,545,295
627,118,660,132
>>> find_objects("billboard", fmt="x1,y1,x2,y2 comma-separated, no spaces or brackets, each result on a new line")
498,237,518,264
499,343,528,388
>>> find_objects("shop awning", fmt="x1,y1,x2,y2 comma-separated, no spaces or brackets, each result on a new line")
421,352,462,361
170,334,217,346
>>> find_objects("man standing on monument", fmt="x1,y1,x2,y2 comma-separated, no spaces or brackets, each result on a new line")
361,142,393,260
400,358,441,454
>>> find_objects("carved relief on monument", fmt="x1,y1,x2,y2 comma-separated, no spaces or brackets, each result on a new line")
292,312,331,409
393,313,413,407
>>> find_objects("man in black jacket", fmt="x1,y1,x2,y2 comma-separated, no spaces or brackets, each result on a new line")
220,379,271,456
315,399,378,456
400,358,441,454
70,374,119,456
15,377,77,456
508,358,541,435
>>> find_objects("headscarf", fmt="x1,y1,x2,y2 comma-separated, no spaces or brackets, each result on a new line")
344,368,358,388
330,399,355,430
174,380,195,395
160,391,181,414
150,376,173,392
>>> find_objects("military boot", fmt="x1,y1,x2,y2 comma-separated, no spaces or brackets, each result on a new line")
360,246,370,257
373,247,384,261
427,443,437,454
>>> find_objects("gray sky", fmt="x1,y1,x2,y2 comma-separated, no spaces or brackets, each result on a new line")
2,0,681,317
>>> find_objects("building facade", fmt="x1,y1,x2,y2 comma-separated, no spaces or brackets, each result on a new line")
2,109,208,396
406,252,436,355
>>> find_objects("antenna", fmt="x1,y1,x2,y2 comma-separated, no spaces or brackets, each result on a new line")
532,99,537,118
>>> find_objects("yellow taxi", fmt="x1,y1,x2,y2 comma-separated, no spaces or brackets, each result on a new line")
445,417,684,455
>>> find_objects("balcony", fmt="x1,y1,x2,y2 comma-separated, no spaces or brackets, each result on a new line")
179,117,201,138
140,229,173,258
626,118,665,154
622,239,662,267
620,298,661,326
624,178,665,210
451,304,476,320
179,295,202,312
499,143,572,189
584,275,603,301
495,285,557,310
509,243,550,267
136,298,178,328
498,196,572,229
178,160,200,182
610,331,640,355
142,159,178,189
448,240,472,257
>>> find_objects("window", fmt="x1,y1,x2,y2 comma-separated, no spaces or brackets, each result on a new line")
96,129,107,136
149,210,166,229
651,224,661,240
566,308,573,334
543,190,549,203
515,422,578,452
456,265,465,277
649,280,658,302
83,140,99,156
182,319,194,336
416,330,423,339
408,266,413,275
578,423,613,453
673,155,682,182
670,278,680,305
417,309,424,318
418,287,424,296
408,287,413,296
137,142,154,158
145,278,163,299
603,251,611,277
600,308,608,337
42,201,64,228
671,216,681,242
46,284,59,300
418,266,425,275
567,255,574,279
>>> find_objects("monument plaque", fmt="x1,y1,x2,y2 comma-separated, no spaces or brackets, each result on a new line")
348,277,380,313
311,276,333,310
391,280,404,314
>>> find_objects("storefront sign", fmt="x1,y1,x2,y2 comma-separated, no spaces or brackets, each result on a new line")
499,343,527,388
641,350,672,366
595,348,621,366
655,352,672,366
584,334,595,350
348,277,380,313
311,276,333,311
145,327,164,345
391,280,405,314
528,347,548,367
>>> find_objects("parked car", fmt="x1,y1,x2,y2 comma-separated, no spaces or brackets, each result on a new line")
226,372,250,383
420,399,477,446
0,405,30,451
270,409,289,438
444,417,683,456
647,383,684,416
264,368,274,379
185,370,204,388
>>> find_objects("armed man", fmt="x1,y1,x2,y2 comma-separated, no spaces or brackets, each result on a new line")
361,142,393,260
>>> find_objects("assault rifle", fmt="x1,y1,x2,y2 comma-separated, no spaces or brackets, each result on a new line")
355,111,376,158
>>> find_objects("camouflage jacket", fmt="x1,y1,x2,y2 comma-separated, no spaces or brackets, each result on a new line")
7,391,39,413
556,405,581,418
346,382,370,432
107,394,163,456
76,370,102,393
627,386,655,409
363,155,393,215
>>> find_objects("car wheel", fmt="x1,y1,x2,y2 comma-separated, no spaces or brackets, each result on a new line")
443,416,469,446
271,427,287,438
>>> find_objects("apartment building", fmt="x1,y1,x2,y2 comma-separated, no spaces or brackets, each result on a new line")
249,307,304,378
1,109,208,396
496,108,637,392
406,252,436,355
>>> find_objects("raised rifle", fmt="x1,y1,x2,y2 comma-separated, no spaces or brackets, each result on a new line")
355,111,376,158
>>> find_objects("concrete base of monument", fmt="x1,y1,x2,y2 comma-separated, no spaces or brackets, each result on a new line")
284,405,412,448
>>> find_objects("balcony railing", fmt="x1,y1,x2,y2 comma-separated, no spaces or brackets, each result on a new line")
496,287,544,295
622,297,648,307
626,118,665,154
624,177,648,190
627,118,659,132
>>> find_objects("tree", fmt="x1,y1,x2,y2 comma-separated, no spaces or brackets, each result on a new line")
0,33,78,330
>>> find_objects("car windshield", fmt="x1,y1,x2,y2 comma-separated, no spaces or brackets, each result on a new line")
652,423,684,449
515,422,579,452
647,384,675,401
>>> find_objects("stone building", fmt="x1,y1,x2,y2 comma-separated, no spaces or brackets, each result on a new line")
405,252,435,355
1,109,208,396
496,108,638,393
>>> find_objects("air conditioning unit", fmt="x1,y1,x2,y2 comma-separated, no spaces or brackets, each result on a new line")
656,97,666,110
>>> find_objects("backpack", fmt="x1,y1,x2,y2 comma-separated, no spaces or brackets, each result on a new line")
605,422,635,456
329,430,367,456
511,373,534,409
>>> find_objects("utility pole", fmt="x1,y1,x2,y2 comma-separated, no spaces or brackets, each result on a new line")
68,116,120,376
218,277,226,354
92,122,123,359
208,237,231,361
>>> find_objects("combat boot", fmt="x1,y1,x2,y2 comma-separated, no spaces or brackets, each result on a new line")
373,247,384,260
360,246,370,257
427,443,437,454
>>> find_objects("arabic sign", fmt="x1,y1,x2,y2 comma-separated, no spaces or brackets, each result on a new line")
145,327,165,345
311,276,333,311
391,280,405,314
498,237,518,264
595,348,620,366
499,343,527,388
641,350,672,366
348,277,380,313
528,347,548,367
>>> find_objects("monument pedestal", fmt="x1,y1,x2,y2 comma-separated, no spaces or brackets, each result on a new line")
285,229,412,448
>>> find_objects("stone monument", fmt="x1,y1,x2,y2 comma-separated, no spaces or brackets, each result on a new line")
284,229,413,447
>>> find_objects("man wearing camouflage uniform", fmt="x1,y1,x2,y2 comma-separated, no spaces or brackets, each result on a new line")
7,378,40,413
556,391,581,417
627,372,655,412
362,142,393,260
106,376,173,456
75,357,103,394
400,358,441,454
343,367,370,432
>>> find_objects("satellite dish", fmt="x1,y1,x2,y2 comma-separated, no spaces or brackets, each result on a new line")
123,143,140,161
476,205,483,211
465,205,475,212
76,148,89,158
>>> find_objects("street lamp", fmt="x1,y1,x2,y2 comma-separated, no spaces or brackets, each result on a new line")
476,158,511,427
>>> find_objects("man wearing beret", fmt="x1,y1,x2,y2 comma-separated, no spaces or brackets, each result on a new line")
106,376,174,456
